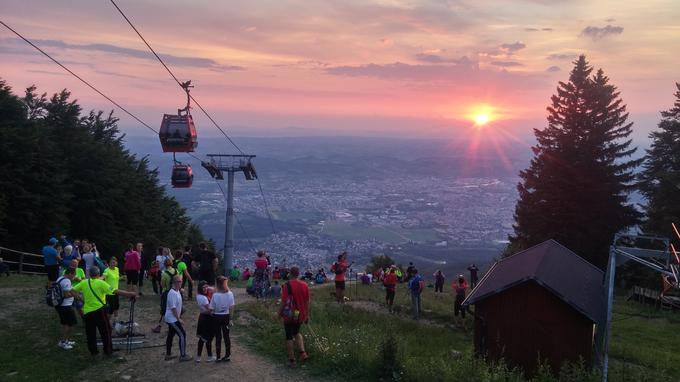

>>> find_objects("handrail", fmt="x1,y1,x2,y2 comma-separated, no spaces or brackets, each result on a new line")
0,246,44,258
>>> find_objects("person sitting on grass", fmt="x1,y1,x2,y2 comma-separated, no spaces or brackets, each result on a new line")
0,257,10,277
278,266,310,368
164,275,192,362
55,267,78,350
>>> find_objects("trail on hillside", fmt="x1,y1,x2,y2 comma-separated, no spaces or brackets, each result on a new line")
91,287,314,382
0,284,314,382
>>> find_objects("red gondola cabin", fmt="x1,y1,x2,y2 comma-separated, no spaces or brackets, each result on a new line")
159,113,197,152
171,164,193,188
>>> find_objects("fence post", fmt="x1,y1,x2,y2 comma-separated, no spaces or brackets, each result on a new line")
18,253,23,274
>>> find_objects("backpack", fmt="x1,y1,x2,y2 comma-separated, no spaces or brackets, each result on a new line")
94,255,107,273
281,282,300,322
46,277,65,307
409,276,423,293
149,261,160,277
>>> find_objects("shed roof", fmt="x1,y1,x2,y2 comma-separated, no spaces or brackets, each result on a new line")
463,240,605,323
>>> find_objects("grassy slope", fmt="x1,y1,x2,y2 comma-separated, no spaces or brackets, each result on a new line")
239,282,680,382
0,275,117,382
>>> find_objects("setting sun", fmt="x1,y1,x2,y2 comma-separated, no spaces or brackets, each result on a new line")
474,113,490,126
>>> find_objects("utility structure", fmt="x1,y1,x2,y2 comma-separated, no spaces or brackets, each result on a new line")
599,230,678,382
201,154,258,276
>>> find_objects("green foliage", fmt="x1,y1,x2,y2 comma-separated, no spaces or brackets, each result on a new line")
0,79,199,257
366,254,395,273
509,56,641,269
638,83,680,240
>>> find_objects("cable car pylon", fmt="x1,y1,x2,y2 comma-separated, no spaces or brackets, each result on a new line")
202,154,258,275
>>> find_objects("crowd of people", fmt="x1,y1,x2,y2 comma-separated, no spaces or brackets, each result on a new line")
41,237,312,368
40,235,478,367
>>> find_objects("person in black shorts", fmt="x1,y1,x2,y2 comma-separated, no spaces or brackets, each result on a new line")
55,267,78,350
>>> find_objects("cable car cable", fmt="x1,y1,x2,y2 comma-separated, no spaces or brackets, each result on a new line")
107,1,278,233
0,19,159,136
0,19,204,180
108,0,244,155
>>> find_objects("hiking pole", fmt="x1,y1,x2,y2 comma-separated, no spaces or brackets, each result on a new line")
126,298,135,354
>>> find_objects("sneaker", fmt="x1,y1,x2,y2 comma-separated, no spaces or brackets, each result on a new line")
206,356,217,363
58,341,73,350
219,356,230,362
179,355,193,362
164,355,177,361
65,340,76,346
195,358,201,364
288,359,297,368
299,352,309,362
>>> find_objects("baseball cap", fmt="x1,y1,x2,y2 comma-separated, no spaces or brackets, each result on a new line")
48,237,58,245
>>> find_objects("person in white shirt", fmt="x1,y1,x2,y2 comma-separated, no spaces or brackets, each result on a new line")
55,267,78,350
81,243,96,278
209,276,235,362
164,275,192,362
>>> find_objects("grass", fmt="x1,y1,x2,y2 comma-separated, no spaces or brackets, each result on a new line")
0,275,117,382
237,281,680,382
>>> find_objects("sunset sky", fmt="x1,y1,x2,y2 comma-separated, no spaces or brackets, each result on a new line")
1,0,679,143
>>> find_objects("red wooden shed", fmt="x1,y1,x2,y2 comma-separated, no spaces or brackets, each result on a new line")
463,240,604,375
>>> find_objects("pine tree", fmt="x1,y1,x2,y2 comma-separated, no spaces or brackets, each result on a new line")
509,56,641,269
638,83,680,239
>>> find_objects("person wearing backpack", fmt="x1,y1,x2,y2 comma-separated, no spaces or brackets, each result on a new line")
54,267,78,350
278,267,310,368
408,269,424,320
71,266,137,356
160,258,178,294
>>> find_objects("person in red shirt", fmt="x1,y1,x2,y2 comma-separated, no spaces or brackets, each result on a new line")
452,275,469,319
383,266,398,313
278,266,310,368
330,252,352,303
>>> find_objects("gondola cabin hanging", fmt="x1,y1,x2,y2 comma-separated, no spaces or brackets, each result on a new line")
159,80,197,153
159,112,197,152
171,164,193,188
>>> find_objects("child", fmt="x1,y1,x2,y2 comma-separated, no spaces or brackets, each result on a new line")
195,281,216,363
210,276,235,362
102,257,121,321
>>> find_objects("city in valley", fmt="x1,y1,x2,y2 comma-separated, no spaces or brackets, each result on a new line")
130,135,530,275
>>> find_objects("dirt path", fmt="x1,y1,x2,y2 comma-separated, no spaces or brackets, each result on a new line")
87,287,315,382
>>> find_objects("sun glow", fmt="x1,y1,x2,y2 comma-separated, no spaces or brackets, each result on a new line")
467,104,496,127
474,113,490,126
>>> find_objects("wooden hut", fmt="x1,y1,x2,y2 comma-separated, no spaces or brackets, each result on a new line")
463,240,604,375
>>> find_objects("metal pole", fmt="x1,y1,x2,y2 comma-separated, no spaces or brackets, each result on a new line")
224,170,235,276
601,246,617,382
19,253,23,274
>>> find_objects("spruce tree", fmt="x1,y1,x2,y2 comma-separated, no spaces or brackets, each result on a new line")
638,83,680,239
509,56,641,269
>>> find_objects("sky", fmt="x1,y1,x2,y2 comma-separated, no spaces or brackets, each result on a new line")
1,0,679,144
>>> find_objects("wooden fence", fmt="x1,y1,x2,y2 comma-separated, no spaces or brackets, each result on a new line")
0,246,46,275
